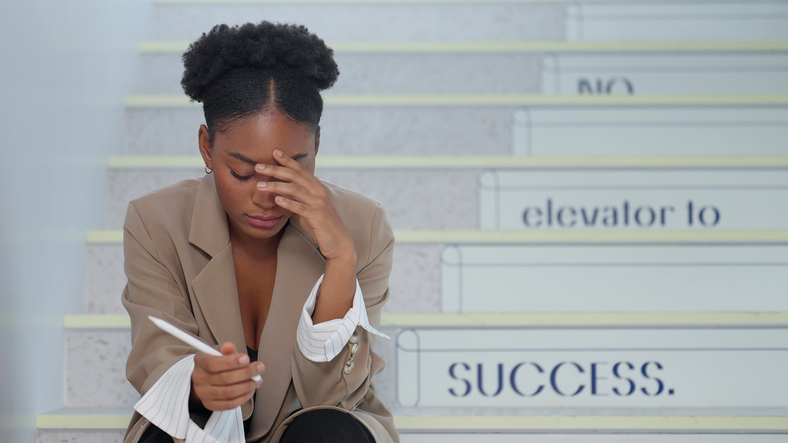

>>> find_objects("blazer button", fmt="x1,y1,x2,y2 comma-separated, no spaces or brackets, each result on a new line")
349,334,359,344
343,359,355,374
350,342,359,355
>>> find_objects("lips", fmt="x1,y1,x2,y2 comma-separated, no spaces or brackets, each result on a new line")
245,214,284,229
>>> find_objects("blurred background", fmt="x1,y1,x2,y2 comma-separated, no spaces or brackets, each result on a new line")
1,0,787,442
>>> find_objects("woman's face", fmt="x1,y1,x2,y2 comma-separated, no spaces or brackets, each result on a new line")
198,110,318,245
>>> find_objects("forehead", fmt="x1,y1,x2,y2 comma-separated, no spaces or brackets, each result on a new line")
213,111,315,161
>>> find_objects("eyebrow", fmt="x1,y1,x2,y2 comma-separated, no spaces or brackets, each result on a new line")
228,152,309,165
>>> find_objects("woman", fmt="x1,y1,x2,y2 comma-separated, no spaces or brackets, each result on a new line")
121,22,398,443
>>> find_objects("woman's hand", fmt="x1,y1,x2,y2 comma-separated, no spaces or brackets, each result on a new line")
255,149,356,262
191,342,264,411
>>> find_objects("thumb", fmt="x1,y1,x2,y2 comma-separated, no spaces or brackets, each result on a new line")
219,342,237,356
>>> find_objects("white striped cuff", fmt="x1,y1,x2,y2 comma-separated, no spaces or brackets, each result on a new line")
133,354,245,442
297,275,390,363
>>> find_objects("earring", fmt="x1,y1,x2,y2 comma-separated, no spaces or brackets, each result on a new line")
205,165,213,174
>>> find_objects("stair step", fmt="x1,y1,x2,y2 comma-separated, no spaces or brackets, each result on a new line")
85,230,788,314
564,2,788,42
123,95,788,156
105,164,788,231
126,94,788,107
65,312,788,329
148,1,563,42
62,314,788,409
106,155,788,169
35,410,788,442
105,167,476,230
35,412,788,431
140,41,788,54
136,42,788,96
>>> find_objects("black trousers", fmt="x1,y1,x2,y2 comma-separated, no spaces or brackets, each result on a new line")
138,408,376,443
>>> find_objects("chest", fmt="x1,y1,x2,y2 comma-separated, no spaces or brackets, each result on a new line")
233,250,277,350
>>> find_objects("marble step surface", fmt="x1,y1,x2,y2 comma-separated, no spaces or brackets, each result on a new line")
147,0,788,43
86,237,441,315
62,313,788,410
124,101,514,156
85,228,788,316
563,1,788,42
104,153,788,230
35,408,788,443
147,1,563,42
136,49,542,95
105,166,477,230
63,320,398,409
123,95,788,156
137,42,788,96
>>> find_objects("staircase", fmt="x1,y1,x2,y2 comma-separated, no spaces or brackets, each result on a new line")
36,0,788,441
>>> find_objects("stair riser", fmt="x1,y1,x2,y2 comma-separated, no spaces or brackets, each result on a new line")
106,168,478,229
64,330,138,408
37,431,123,443
565,3,788,42
59,324,788,414
136,52,542,95
64,327,397,408
125,104,788,157
138,51,788,97
124,106,513,156
149,3,564,42
86,243,441,315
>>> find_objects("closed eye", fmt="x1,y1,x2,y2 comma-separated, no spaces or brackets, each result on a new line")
230,170,254,181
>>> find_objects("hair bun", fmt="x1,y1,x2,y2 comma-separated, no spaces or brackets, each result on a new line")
181,21,339,103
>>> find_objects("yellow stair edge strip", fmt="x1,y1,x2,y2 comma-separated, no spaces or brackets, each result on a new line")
397,415,788,431
35,414,788,430
64,312,788,329
36,414,131,429
88,229,788,244
125,94,788,108
107,155,788,169
140,41,788,54
154,0,773,4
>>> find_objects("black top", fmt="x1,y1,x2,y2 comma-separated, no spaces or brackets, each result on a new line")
247,346,258,363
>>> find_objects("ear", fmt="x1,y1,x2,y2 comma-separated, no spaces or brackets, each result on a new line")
313,126,320,157
198,124,213,169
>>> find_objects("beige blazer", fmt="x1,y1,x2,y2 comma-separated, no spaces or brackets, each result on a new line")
121,173,398,443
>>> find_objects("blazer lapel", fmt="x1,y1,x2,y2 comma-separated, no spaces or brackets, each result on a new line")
188,174,247,374
249,216,326,437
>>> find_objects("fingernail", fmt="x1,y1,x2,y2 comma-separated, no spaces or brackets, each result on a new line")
239,355,249,365
256,164,266,171
257,363,264,373
276,196,284,203
257,182,267,189
275,150,283,157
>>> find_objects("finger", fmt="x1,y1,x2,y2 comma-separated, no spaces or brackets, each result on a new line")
256,157,323,192
272,149,318,182
219,342,237,355
204,386,258,411
206,362,265,386
195,351,250,375
273,196,316,218
255,163,320,192
256,181,323,207
201,378,259,400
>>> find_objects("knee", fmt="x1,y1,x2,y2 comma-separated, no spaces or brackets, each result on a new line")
279,409,375,443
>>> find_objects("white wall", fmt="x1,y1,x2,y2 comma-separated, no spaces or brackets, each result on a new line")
0,1,150,441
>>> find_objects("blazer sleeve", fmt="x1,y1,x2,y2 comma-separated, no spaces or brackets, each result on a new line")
290,204,394,409
121,202,199,397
